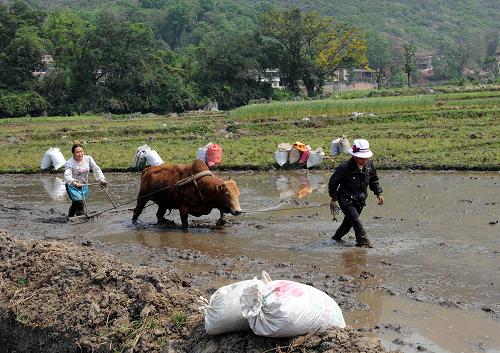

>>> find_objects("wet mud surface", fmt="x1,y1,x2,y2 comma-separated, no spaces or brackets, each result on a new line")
0,171,499,352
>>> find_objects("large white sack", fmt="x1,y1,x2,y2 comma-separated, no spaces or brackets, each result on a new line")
49,147,66,170
133,144,151,169
338,136,351,154
40,148,53,170
199,276,269,335
306,148,325,168
144,149,164,166
274,150,288,166
241,279,346,338
288,148,301,164
196,142,213,163
330,138,340,156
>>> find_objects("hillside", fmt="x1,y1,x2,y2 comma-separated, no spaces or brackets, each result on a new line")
272,0,500,50
21,0,500,52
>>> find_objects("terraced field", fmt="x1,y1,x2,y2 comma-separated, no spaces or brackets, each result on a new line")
1,86,499,172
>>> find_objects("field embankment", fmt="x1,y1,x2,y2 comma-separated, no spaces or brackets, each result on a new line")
0,87,499,172
0,231,390,353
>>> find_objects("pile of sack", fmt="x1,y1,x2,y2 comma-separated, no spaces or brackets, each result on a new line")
133,144,164,169
40,147,66,171
199,271,345,337
330,135,350,156
274,141,325,169
196,142,222,167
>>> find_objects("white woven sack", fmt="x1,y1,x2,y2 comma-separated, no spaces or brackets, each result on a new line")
133,144,151,168
338,136,350,154
49,147,66,170
196,142,213,163
144,150,164,166
241,279,346,338
274,150,288,166
306,148,325,168
288,148,301,164
199,274,272,335
196,147,208,162
330,138,340,156
133,151,147,169
40,148,53,170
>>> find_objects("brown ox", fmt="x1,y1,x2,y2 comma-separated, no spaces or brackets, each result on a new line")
132,160,242,228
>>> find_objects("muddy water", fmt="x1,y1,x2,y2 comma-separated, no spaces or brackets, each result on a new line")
0,171,499,353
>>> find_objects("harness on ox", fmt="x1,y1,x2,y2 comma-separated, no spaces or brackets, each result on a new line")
174,170,214,201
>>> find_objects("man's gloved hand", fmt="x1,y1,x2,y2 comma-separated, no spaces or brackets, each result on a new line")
330,199,338,213
330,199,339,221
72,181,83,188
100,180,108,187
377,194,384,205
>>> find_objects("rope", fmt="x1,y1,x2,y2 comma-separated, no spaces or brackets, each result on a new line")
242,203,328,214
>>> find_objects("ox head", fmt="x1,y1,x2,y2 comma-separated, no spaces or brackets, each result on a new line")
216,180,242,216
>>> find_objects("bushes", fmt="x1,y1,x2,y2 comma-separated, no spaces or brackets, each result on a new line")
0,91,48,118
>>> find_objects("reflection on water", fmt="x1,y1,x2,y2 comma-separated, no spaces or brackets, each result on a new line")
40,176,67,201
275,173,327,198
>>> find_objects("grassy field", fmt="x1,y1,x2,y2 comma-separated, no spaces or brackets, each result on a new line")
0,86,499,173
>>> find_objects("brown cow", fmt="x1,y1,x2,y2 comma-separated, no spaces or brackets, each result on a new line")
132,160,242,228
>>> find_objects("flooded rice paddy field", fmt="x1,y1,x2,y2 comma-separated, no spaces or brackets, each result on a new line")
0,170,499,353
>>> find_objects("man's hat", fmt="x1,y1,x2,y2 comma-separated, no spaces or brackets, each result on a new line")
348,139,373,158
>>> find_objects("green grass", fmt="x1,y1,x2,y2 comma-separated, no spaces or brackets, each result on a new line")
0,90,499,172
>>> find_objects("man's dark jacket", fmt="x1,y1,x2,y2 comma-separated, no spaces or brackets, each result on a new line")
328,158,382,205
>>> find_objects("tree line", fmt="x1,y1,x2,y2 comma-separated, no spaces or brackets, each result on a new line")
0,0,498,118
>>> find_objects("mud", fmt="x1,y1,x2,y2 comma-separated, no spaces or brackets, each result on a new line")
0,232,387,353
0,171,499,352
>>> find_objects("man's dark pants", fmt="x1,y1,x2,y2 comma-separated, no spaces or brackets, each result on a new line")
332,201,370,246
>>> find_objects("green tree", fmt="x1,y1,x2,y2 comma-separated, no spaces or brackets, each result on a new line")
259,7,366,96
43,11,90,70
0,1,46,91
365,31,396,89
402,42,416,87
194,31,271,109
432,30,477,80
161,0,198,49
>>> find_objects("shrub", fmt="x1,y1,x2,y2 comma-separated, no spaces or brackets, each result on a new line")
0,91,49,118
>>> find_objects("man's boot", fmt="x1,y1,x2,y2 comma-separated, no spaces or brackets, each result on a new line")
355,229,373,248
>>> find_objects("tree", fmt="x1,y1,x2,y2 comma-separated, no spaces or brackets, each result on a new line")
43,11,90,70
432,30,478,80
161,0,198,49
316,24,367,87
365,31,396,89
194,31,271,109
402,42,416,88
259,7,366,97
0,1,46,91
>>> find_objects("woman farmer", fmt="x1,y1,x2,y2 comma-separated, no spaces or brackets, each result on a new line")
64,144,107,218
328,139,384,248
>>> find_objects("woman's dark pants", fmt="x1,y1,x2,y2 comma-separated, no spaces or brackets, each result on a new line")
68,201,85,217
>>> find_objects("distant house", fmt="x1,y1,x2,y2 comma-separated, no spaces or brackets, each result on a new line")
32,54,54,78
416,53,433,70
260,69,284,89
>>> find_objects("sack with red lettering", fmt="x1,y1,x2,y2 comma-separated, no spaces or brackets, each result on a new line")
241,278,345,337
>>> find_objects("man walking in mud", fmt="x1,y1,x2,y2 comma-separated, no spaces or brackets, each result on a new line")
328,139,384,248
